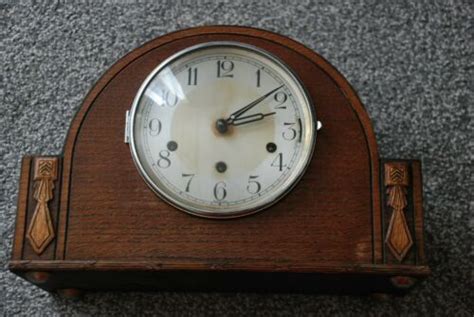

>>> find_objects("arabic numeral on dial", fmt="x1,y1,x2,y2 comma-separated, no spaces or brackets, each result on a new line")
271,152,287,172
157,89,178,107
246,175,261,194
274,91,287,109
282,122,297,141
187,67,197,85
213,181,227,201
157,150,171,168
217,60,234,78
148,118,162,136
164,90,179,107
182,173,195,192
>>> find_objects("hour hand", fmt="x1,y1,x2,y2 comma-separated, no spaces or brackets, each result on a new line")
231,112,276,126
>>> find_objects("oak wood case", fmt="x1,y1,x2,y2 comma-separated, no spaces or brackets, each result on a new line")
9,26,429,295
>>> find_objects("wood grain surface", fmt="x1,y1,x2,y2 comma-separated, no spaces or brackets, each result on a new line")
9,26,429,293
64,27,375,265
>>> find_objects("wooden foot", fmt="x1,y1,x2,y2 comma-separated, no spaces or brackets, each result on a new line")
390,276,416,289
25,271,51,284
57,288,84,299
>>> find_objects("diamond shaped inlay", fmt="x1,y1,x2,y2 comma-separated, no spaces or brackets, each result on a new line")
386,203,413,261
384,162,413,262
26,158,58,255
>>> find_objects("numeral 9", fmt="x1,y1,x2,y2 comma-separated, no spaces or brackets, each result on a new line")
148,118,162,136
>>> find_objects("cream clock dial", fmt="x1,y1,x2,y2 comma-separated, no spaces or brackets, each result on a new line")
127,42,317,218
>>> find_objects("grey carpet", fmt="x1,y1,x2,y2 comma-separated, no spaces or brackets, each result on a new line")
1,1,472,316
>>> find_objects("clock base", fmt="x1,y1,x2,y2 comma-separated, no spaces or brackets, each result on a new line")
10,261,428,295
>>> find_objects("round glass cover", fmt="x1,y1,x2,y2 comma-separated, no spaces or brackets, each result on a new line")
129,42,317,218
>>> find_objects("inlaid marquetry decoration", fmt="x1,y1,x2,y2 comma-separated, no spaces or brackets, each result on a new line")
385,162,413,262
26,157,58,254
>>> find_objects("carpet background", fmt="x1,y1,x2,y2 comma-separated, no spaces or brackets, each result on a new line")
1,1,472,316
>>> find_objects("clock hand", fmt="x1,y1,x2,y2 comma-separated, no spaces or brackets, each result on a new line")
231,112,276,126
227,85,283,123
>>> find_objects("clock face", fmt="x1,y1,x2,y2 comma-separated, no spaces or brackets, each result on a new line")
129,42,316,218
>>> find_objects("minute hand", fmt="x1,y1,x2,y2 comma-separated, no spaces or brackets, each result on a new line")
227,85,283,123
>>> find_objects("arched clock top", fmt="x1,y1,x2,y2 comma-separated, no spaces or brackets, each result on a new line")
63,26,380,171
58,25,381,262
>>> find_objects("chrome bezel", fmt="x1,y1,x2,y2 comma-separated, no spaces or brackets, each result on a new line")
128,41,317,219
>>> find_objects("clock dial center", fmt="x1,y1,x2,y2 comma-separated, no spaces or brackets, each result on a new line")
169,79,275,177
215,118,229,134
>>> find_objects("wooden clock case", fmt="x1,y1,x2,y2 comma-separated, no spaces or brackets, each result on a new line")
9,26,430,296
